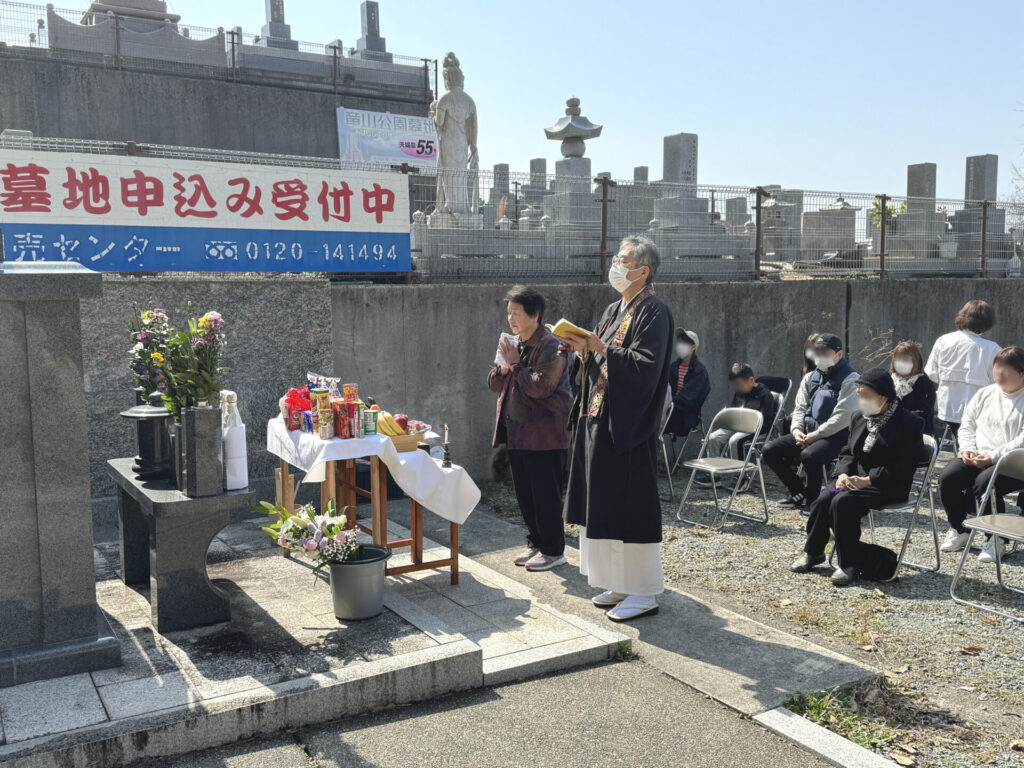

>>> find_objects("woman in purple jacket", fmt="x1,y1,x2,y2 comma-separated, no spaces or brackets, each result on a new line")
488,286,573,572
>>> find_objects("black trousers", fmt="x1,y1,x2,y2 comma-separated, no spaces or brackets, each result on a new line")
805,487,903,570
938,458,1024,533
763,432,847,501
508,448,567,556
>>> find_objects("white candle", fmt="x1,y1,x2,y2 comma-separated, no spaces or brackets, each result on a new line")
444,423,449,444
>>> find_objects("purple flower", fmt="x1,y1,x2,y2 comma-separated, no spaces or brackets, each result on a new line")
306,522,316,535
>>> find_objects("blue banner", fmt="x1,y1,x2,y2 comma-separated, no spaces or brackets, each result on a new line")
1,224,411,272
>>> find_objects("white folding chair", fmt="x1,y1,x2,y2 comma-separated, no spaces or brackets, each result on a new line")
675,407,768,529
950,449,1024,622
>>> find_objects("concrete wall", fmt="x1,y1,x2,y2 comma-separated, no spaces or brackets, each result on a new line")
0,57,427,156
82,276,1024,525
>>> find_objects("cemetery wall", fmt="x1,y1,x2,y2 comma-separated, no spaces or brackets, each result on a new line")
83,276,1024,526
0,57,427,157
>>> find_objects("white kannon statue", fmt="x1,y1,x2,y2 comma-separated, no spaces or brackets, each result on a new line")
429,52,479,224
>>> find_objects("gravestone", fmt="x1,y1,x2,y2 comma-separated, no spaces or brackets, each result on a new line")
965,154,998,204
634,166,649,183
354,1,392,62
0,262,120,687
662,132,698,188
261,0,298,50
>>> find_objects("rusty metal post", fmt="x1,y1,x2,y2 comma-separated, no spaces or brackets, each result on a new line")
876,193,890,278
595,176,618,277
113,14,121,69
980,200,990,277
751,186,772,280
333,46,342,93
511,180,521,226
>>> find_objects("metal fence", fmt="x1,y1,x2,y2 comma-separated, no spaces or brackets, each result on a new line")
2,135,1022,284
0,1,436,100
408,167,1024,283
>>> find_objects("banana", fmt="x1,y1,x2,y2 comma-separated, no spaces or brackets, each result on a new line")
377,411,404,436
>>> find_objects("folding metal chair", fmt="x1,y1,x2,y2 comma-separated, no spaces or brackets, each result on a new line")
675,407,768,528
937,422,960,456
826,435,940,579
950,448,1024,622
658,388,676,502
670,415,707,474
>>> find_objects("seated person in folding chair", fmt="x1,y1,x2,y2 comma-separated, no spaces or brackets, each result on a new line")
938,346,1024,564
763,333,859,509
791,368,924,586
705,363,777,491
664,328,710,444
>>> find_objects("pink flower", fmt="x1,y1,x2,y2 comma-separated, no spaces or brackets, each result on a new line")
333,531,347,543
304,540,318,551
277,537,286,548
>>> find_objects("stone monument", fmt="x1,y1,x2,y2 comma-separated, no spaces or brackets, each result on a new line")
260,0,298,50
354,1,393,62
0,262,121,686
540,97,603,226
428,52,480,229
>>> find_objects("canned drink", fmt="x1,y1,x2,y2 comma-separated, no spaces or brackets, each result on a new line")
362,409,379,435
317,408,334,439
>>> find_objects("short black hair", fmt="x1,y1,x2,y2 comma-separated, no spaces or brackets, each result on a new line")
505,285,545,323
955,300,996,333
994,346,1024,375
728,362,755,381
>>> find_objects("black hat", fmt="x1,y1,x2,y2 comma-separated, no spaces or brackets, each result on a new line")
812,333,843,352
857,368,897,401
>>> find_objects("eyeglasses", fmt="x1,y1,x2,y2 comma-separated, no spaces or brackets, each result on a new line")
611,255,634,267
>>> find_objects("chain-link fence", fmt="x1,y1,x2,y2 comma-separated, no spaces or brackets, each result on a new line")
408,168,1024,283
0,1,436,98
2,135,1021,284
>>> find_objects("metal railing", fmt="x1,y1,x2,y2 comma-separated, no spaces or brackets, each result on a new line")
0,1,436,100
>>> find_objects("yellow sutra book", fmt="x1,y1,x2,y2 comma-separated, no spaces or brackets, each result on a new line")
545,318,590,341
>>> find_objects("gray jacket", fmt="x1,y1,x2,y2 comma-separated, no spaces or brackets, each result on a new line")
790,368,860,439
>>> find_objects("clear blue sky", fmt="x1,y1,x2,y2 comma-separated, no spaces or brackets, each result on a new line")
162,0,1021,200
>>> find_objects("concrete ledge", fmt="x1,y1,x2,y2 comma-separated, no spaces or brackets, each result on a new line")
754,706,897,768
483,635,619,687
0,639,481,768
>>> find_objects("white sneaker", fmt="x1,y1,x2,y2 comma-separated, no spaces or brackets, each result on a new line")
513,547,539,566
592,590,627,607
941,529,971,553
524,552,567,571
978,537,1005,564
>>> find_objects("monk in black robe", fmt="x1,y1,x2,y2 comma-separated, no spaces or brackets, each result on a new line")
563,236,673,621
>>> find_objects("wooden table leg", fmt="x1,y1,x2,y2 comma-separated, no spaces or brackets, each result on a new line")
275,458,296,558
370,455,388,545
450,521,459,585
321,460,337,514
339,459,357,530
411,501,424,564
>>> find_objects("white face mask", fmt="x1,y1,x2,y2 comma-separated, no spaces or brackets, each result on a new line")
858,397,884,417
815,354,836,372
893,360,914,376
609,263,640,293
676,342,693,359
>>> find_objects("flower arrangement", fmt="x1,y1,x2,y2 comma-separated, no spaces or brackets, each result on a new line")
128,307,171,396
152,310,228,420
256,499,359,577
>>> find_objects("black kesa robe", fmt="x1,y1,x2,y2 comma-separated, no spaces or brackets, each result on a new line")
563,292,674,544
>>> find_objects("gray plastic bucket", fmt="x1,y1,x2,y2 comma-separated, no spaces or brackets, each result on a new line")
328,545,391,620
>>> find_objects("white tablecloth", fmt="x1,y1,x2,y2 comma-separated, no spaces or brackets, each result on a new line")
266,417,480,525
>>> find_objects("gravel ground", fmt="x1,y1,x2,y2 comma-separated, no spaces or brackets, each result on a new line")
484,444,1024,768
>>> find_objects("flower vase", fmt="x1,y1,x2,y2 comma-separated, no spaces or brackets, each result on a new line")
183,404,223,498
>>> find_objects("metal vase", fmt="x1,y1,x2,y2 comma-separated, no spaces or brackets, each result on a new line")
183,405,223,498
168,421,185,489
121,391,171,480
328,545,392,620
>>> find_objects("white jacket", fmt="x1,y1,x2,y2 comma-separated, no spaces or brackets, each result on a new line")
958,384,1024,461
924,330,1000,423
